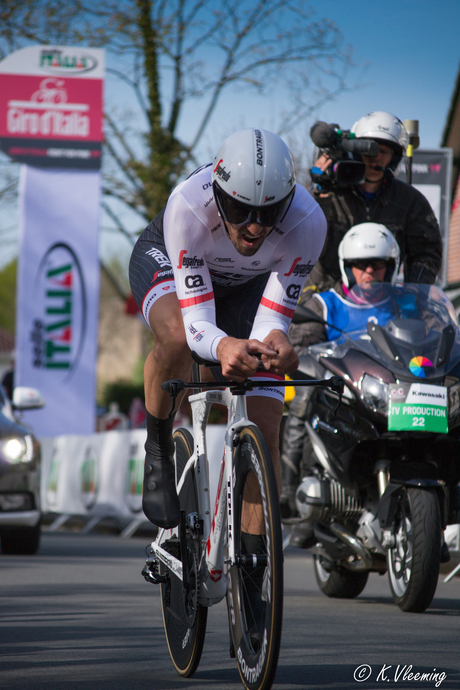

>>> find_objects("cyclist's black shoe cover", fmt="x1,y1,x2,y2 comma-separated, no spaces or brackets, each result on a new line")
143,413,181,528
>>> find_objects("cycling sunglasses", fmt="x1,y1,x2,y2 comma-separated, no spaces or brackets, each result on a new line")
347,259,389,271
213,181,295,228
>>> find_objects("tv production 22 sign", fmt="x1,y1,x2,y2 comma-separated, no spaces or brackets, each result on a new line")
0,45,104,168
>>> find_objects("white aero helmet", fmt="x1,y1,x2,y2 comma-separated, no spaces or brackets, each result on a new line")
212,128,296,227
338,222,400,288
351,111,408,170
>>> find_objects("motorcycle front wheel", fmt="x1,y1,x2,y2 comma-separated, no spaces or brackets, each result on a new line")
387,487,441,613
313,556,369,599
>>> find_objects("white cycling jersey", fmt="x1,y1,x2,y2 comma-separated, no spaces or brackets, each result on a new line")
163,165,326,361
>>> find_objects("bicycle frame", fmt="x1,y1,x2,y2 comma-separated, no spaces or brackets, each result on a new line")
149,385,252,607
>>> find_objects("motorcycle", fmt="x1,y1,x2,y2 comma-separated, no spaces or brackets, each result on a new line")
287,282,460,612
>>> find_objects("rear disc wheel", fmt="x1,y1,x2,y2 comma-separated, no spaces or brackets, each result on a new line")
228,426,283,690
159,428,207,676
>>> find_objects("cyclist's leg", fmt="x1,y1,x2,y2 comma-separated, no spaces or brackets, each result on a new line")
129,229,193,528
144,292,193,417
142,294,194,527
243,395,283,535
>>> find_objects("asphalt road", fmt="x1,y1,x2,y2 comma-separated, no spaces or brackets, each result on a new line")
1,530,460,690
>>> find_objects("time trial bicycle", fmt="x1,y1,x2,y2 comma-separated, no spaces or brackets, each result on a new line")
142,356,343,690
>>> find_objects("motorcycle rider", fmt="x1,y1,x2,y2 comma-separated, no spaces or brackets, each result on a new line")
281,111,443,544
281,222,401,547
306,111,442,293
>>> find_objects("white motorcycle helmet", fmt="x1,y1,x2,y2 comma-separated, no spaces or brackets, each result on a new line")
212,128,296,227
338,222,401,288
351,111,409,171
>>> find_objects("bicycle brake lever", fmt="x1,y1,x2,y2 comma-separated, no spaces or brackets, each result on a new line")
328,376,344,416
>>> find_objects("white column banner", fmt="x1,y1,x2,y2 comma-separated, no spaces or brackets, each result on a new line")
16,165,101,436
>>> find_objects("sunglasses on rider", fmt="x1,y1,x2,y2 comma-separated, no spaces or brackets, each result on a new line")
348,259,389,271
213,181,295,228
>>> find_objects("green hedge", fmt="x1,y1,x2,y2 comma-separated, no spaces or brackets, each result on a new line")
101,381,145,415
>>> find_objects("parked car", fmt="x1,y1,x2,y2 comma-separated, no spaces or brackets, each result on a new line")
0,384,45,554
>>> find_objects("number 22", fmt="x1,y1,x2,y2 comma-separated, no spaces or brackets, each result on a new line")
413,416,425,427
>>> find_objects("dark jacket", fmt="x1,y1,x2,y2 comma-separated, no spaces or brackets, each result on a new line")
307,177,442,292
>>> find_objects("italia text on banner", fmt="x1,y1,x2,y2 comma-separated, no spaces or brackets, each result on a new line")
16,166,101,436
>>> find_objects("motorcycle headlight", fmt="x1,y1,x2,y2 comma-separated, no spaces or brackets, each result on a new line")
0,435,34,464
361,374,388,415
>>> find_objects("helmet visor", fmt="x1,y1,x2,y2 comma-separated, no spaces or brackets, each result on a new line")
213,182,294,227
346,259,390,271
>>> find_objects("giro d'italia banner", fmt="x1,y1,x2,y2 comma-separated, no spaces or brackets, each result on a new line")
1,45,105,437
15,166,101,436
0,45,104,168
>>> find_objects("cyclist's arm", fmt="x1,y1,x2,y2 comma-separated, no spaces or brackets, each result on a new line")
164,194,227,360
249,203,327,344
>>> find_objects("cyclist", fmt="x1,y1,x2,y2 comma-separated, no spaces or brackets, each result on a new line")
129,128,327,533
281,223,401,546
306,111,442,293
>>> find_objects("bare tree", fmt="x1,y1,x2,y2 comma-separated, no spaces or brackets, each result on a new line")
0,0,362,240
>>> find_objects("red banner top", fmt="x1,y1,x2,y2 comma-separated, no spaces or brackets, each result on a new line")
0,74,103,142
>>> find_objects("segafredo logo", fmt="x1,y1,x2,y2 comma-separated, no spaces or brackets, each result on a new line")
80,446,98,509
40,48,98,74
125,442,144,513
31,243,87,380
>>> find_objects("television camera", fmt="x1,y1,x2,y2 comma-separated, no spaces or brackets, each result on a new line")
309,121,379,189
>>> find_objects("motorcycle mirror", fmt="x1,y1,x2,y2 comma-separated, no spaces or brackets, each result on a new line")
292,305,327,324
292,304,345,333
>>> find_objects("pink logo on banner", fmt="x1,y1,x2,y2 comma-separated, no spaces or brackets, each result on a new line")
0,45,104,168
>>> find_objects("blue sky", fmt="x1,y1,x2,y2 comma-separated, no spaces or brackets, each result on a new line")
185,0,460,156
1,1,459,269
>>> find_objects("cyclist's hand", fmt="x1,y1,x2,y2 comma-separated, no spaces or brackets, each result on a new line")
216,337,277,381
261,330,299,375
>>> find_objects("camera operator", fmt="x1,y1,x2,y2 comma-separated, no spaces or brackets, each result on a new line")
281,112,443,547
306,111,442,292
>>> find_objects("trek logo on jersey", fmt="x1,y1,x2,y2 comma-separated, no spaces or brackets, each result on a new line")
213,159,231,182
188,324,204,342
145,248,171,267
185,274,205,289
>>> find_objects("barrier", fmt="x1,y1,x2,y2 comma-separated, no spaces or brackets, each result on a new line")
39,427,460,570
40,425,226,537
